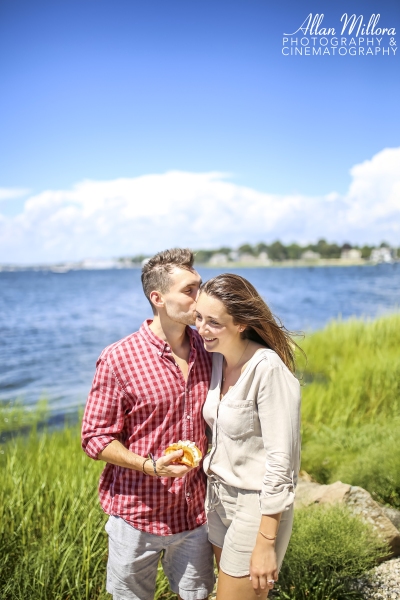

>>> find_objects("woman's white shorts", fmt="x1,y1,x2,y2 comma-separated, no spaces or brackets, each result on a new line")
206,479,294,577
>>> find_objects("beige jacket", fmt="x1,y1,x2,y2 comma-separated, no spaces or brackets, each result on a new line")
203,348,301,514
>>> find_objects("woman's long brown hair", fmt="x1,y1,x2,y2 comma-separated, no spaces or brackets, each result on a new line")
200,273,303,374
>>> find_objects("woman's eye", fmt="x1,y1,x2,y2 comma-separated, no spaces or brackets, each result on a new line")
210,320,219,326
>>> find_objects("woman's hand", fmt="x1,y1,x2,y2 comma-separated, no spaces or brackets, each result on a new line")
249,538,278,597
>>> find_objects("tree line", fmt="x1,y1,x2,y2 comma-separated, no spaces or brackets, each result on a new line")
124,240,395,265
193,240,389,263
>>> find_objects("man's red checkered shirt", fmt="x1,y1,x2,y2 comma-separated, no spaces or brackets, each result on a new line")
81,320,212,536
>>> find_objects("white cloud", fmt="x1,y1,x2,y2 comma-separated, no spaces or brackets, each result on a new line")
0,188,30,201
1,147,399,263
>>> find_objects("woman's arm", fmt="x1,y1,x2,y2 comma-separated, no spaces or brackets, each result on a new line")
257,364,301,514
250,513,281,595
249,361,301,593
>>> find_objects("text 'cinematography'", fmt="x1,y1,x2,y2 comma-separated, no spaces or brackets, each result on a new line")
282,14,397,56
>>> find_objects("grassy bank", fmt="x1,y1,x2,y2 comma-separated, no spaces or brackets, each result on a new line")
0,425,386,600
1,313,398,599
299,313,400,508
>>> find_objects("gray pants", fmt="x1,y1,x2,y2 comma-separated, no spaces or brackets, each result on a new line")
105,516,215,600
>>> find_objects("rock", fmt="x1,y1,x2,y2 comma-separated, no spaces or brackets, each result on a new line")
295,475,400,558
380,505,400,531
294,479,351,507
351,556,400,599
347,487,400,558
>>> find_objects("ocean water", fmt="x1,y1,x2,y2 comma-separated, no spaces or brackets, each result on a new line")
1,264,399,414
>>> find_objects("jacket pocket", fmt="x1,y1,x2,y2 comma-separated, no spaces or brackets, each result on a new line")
218,399,254,440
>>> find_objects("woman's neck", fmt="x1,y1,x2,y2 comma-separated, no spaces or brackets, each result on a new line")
222,339,250,370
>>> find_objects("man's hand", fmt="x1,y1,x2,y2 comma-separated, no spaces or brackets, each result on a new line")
147,450,193,478
98,440,193,478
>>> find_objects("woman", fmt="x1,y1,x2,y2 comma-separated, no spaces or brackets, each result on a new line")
195,274,301,600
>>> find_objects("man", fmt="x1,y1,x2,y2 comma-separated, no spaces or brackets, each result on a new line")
82,248,214,600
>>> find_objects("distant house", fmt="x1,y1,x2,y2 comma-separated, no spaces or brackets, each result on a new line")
229,250,239,261
209,253,229,265
238,253,257,263
258,251,270,263
341,248,362,261
301,250,320,261
81,258,119,270
370,247,394,263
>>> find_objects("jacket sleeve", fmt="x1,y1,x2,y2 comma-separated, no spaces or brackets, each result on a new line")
81,356,128,459
257,364,301,514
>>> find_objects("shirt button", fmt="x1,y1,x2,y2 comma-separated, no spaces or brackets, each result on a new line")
186,493,191,497
158,351,162,355
186,415,191,420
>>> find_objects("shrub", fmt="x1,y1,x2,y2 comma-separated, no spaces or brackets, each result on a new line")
275,505,387,600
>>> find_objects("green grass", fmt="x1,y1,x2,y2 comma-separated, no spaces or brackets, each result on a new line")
0,425,387,600
299,313,400,427
298,313,400,508
301,420,400,507
0,426,108,600
0,424,179,600
0,397,49,434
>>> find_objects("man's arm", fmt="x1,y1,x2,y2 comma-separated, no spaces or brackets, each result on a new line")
82,356,193,478
98,440,193,478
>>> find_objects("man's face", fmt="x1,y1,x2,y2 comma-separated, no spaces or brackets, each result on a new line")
161,267,202,326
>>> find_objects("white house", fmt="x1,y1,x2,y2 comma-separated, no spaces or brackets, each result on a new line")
370,247,394,263
301,250,320,261
209,253,229,265
341,248,362,261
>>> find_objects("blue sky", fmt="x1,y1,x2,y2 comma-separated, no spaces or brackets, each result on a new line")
0,0,399,262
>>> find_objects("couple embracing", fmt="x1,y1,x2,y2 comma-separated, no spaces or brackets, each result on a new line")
81,248,301,600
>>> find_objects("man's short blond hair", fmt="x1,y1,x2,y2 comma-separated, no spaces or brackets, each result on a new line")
141,248,194,311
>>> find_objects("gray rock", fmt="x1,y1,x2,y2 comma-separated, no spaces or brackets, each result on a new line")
346,487,400,558
380,505,400,531
352,557,400,599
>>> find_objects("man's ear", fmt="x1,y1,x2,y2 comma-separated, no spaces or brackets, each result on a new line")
149,290,164,309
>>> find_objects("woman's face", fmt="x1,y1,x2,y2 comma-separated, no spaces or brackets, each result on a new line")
195,292,243,353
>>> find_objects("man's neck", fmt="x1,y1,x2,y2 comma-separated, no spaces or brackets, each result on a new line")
149,315,189,352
